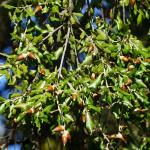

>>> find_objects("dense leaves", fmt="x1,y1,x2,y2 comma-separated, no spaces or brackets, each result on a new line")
0,0,150,149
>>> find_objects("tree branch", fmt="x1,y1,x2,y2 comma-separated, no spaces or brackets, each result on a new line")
39,25,63,45
58,26,71,79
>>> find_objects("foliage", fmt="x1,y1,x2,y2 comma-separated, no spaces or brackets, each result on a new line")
0,0,150,149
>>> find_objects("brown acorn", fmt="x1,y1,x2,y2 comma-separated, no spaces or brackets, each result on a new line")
40,68,45,75
88,44,94,53
53,125,65,132
128,65,135,71
71,92,78,101
91,73,96,80
120,56,130,62
125,79,132,86
16,53,27,61
134,58,141,65
145,58,150,63
62,130,71,146
47,85,56,92
26,107,35,114
34,5,42,13
81,114,86,123
121,85,127,91
129,0,136,7
28,52,36,59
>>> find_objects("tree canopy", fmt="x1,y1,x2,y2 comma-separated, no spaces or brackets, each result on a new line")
0,0,150,149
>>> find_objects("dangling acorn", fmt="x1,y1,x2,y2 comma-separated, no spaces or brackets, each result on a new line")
16,53,28,61
53,125,65,132
61,130,71,146
34,5,42,13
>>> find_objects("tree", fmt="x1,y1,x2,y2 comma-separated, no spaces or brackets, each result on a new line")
0,0,150,149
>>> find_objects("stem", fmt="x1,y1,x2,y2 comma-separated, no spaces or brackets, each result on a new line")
39,25,63,45
58,26,71,79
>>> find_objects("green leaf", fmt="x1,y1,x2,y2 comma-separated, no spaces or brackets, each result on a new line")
135,78,147,88
52,5,59,13
116,15,123,30
88,105,101,113
0,103,6,113
89,75,102,89
52,47,64,60
86,111,94,134
81,55,92,65
16,113,26,122
3,4,15,9
137,12,143,25
64,114,74,123
96,30,107,41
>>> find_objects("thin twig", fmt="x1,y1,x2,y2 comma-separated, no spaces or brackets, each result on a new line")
58,26,71,79
39,25,63,45
122,0,126,24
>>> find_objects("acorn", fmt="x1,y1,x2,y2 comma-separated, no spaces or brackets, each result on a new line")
34,5,42,13
47,85,56,92
91,73,96,80
62,130,71,146
28,52,36,59
120,56,130,62
134,58,141,65
26,107,35,114
121,85,127,91
71,92,78,101
40,68,45,75
16,53,27,61
145,58,150,63
81,114,86,123
128,65,135,71
129,0,136,7
88,44,94,53
53,125,65,132
79,98,84,108
125,79,132,86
